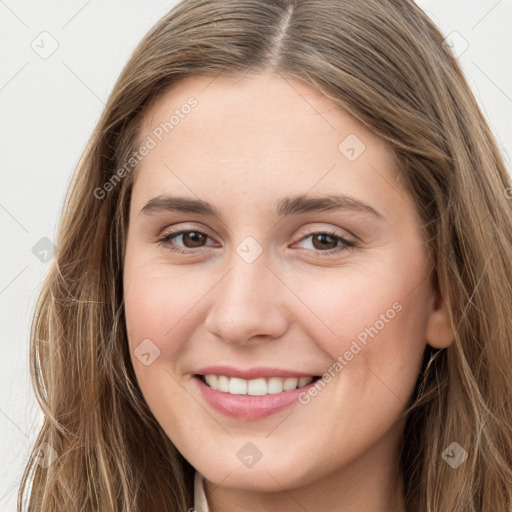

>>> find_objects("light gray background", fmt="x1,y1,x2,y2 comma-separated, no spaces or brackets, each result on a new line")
1,1,511,509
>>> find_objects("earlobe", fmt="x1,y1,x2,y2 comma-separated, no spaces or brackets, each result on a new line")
425,291,455,349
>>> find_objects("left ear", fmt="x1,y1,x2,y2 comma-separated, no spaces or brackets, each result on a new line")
425,287,455,349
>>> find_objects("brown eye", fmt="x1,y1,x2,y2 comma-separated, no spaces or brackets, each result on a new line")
311,233,339,251
179,231,207,248
158,229,215,254
295,230,357,255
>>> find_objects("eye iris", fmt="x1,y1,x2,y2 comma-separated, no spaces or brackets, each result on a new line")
183,231,205,248
312,233,337,250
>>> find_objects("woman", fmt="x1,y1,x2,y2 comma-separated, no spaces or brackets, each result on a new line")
18,0,512,511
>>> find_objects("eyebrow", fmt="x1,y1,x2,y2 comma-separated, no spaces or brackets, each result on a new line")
139,193,385,220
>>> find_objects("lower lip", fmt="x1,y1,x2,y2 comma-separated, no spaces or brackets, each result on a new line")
193,375,319,420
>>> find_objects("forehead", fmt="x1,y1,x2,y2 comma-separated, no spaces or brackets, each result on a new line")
132,72,403,217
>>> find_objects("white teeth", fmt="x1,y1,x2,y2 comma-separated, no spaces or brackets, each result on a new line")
267,377,285,394
229,377,247,395
201,374,315,395
298,376,313,387
217,375,229,392
283,377,298,390
207,375,217,389
248,378,267,396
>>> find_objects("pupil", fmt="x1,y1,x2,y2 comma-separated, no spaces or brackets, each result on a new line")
314,234,335,250
185,232,204,247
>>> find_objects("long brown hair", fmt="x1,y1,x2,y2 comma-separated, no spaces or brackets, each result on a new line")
18,0,512,510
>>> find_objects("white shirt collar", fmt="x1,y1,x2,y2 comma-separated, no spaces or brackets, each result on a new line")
194,470,210,512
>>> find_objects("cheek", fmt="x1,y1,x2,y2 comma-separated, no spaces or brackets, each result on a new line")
123,266,202,442
297,256,430,396
123,244,205,340
123,254,186,392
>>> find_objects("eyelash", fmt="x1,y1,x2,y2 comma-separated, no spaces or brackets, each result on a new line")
157,228,357,256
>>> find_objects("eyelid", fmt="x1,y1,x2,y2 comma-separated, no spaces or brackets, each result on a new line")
157,222,357,237
157,222,358,256
296,223,356,241
158,222,354,241
294,229,357,252
158,222,214,238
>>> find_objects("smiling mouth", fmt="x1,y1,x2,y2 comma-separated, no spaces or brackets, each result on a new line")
195,374,322,396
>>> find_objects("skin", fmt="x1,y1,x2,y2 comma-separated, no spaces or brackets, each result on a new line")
123,71,454,512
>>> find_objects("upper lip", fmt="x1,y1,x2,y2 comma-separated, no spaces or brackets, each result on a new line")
194,365,320,380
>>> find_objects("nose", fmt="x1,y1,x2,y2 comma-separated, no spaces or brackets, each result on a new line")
203,253,289,346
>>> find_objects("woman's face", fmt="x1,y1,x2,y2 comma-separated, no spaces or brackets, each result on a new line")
123,71,453,504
